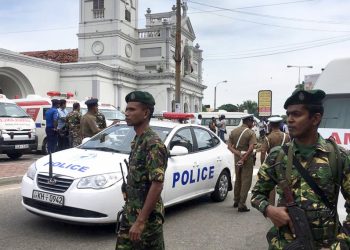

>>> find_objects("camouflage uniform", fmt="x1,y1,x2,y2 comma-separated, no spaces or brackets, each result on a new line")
251,136,350,249
66,110,82,147
116,127,168,250
95,111,107,129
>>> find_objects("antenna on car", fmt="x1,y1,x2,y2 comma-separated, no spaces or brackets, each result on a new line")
49,153,53,178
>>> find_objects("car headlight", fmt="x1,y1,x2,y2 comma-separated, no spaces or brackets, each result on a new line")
26,163,37,180
77,173,122,189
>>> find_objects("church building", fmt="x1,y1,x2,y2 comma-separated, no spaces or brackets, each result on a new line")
0,0,205,113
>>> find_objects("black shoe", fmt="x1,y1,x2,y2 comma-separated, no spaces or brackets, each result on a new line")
238,207,250,212
233,202,238,208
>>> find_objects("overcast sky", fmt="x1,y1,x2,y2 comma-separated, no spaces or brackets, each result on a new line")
1,0,350,115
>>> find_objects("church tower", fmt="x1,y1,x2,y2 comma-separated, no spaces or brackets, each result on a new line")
78,0,138,67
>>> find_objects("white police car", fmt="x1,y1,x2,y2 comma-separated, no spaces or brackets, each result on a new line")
21,121,234,224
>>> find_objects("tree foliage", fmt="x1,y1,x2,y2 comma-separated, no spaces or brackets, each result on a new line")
217,104,238,112
236,100,258,117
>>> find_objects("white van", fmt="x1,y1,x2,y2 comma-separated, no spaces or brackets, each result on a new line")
0,94,37,159
198,111,260,140
14,92,125,154
314,58,350,150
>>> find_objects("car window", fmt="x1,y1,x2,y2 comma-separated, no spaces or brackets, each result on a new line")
0,103,30,118
169,128,194,153
43,108,49,120
193,127,215,151
226,118,241,126
320,95,350,129
80,124,171,154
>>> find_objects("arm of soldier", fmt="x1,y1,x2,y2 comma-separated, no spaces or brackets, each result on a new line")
260,138,268,165
227,135,241,158
240,132,257,163
337,153,350,246
86,116,101,135
129,142,167,241
53,109,59,130
251,150,292,228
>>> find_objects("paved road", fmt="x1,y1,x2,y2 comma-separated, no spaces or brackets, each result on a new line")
0,184,271,250
0,154,41,179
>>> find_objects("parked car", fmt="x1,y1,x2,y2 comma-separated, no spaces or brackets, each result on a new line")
21,121,234,224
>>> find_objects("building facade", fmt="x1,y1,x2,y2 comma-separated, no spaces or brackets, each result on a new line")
0,0,205,113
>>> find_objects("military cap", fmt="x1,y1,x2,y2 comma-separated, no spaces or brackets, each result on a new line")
85,98,99,107
125,91,155,106
241,114,254,121
268,116,283,123
284,89,325,109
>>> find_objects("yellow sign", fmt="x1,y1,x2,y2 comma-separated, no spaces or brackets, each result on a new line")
258,90,272,117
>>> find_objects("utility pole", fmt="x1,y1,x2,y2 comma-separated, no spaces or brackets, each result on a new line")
174,0,182,112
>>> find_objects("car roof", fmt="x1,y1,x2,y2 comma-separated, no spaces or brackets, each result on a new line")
118,120,198,129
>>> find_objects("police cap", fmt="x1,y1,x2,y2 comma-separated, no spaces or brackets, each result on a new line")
241,114,254,121
284,89,325,109
125,91,155,106
268,116,283,123
85,98,99,107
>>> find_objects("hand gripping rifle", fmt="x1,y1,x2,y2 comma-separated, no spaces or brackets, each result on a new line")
116,160,128,234
279,180,316,250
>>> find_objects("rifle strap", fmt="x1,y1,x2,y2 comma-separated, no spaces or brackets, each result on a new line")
282,145,335,211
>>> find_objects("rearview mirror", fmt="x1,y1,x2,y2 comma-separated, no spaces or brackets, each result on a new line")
82,137,91,144
169,146,188,156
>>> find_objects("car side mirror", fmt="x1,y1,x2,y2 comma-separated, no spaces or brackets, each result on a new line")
169,145,188,157
82,137,90,144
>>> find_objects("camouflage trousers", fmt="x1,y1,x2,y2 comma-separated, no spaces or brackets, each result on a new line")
266,226,346,250
116,215,164,250
69,132,82,147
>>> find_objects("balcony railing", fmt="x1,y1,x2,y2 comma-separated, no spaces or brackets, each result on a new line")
93,8,105,19
138,30,161,39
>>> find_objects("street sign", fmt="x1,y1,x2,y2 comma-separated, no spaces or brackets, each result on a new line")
258,90,272,117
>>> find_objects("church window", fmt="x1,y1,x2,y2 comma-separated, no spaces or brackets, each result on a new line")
93,0,104,18
125,9,131,22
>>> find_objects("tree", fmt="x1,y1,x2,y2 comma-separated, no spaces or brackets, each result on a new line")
237,100,258,117
217,104,238,112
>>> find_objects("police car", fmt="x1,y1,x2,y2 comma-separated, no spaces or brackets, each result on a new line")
21,120,234,224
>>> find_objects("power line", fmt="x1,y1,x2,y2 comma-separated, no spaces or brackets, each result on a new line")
188,5,350,33
205,37,350,60
204,34,350,56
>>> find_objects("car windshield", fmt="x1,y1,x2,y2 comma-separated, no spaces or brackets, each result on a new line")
99,109,125,120
66,108,125,120
0,103,30,118
80,124,171,154
320,94,350,129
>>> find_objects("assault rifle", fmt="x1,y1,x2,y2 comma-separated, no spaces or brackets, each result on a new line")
116,160,128,234
279,180,316,250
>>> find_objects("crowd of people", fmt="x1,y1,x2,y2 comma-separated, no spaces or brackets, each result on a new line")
44,98,107,153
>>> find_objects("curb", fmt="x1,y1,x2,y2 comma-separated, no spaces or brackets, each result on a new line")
0,176,23,186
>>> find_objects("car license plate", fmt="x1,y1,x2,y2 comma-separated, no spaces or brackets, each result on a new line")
32,190,64,206
15,144,29,149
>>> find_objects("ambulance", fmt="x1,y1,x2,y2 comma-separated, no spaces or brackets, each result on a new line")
0,94,37,159
14,91,125,154
315,58,350,150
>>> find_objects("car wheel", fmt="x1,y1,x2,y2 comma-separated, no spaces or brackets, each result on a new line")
7,152,23,160
42,138,48,155
211,170,230,202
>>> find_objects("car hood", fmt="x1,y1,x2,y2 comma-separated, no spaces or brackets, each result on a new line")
35,148,129,179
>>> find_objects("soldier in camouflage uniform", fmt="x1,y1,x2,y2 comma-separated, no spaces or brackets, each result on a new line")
95,110,107,130
116,91,167,250
66,102,82,147
251,89,350,249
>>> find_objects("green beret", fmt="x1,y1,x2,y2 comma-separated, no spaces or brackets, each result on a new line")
125,91,155,106
284,89,325,109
